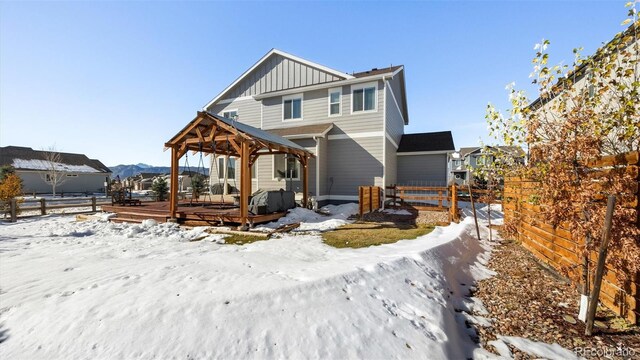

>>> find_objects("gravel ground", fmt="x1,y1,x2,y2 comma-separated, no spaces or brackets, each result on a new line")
358,205,449,225
473,238,640,359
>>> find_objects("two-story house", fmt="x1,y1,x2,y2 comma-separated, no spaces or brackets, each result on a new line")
204,49,454,206
450,146,525,185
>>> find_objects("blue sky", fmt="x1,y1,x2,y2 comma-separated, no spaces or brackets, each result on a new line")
0,1,630,166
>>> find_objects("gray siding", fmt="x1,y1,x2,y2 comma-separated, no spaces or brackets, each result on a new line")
18,170,109,194
385,138,397,186
327,137,383,196
384,85,404,146
387,73,405,116
222,54,343,100
397,154,447,186
254,139,317,195
317,137,328,196
206,98,261,128
262,81,385,134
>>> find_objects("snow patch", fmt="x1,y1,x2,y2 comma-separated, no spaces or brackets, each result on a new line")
499,336,582,360
12,158,100,173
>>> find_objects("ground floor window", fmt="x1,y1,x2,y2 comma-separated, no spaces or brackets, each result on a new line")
273,154,300,180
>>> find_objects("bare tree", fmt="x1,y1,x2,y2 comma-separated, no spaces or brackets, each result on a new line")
40,146,68,196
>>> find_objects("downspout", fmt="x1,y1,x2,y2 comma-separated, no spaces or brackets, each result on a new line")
313,136,320,210
381,75,390,209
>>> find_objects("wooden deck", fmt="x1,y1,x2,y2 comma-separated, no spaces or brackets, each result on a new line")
101,201,287,227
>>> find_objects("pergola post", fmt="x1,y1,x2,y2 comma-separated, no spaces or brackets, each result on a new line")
240,140,250,229
169,146,179,220
301,155,309,208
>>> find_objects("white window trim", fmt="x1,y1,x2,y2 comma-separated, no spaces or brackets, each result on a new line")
282,93,303,122
221,109,239,120
271,154,301,181
351,81,378,114
327,87,342,117
216,157,237,181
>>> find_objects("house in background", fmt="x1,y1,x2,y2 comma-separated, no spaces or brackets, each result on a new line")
450,146,526,185
396,131,455,186
0,146,111,194
204,49,453,206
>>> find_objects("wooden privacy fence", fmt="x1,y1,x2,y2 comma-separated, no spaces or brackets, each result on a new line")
504,151,640,324
358,186,381,216
3,196,115,222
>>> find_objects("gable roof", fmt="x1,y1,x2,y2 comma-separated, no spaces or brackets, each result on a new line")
397,131,455,153
0,146,111,173
203,49,354,109
352,65,403,78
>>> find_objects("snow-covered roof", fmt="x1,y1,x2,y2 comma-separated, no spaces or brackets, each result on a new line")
0,146,111,173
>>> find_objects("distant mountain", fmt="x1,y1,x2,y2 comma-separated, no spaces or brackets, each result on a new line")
109,164,209,179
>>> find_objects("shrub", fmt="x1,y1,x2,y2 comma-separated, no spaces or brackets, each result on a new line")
152,177,168,201
0,173,23,215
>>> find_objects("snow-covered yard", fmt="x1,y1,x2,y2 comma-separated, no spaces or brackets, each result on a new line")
0,203,574,359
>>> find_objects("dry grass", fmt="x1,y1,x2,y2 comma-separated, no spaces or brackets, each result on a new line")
322,222,434,249
222,233,270,245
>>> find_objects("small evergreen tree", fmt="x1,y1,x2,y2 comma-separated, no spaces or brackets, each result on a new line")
152,177,168,201
190,174,205,201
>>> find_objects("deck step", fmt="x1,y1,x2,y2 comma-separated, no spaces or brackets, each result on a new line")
107,212,168,222
109,217,144,224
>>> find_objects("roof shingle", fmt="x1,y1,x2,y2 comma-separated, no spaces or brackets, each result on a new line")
397,132,455,153
0,146,111,173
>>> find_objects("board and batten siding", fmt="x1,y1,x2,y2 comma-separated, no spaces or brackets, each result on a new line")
223,54,343,100
397,154,448,186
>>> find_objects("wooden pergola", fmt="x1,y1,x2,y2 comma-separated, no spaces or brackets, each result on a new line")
164,111,315,228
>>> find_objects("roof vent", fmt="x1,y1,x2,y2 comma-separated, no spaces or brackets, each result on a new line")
371,68,378,71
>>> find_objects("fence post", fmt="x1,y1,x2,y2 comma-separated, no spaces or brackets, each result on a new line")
368,186,373,213
450,183,458,222
358,187,363,217
40,198,46,215
10,198,17,222
91,196,97,212
585,195,616,336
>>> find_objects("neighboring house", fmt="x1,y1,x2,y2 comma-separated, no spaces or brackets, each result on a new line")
203,49,453,206
123,172,163,191
450,146,525,185
178,170,209,192
0,146,111,194
396,131,455,186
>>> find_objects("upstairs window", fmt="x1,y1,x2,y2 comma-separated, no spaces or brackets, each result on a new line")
328,88,341,116
283,94,303,121
222,110,238,120
352,82,377,112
